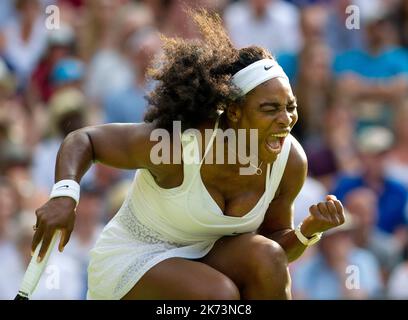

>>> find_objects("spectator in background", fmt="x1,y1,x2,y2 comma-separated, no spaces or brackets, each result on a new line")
48,57,103,124
292,214,383,299
224,0,301,55
277,5,333,144
294,176,327,226
151,0,201,39
0,57,15,98
0,141,34,201
0,56,47,215
149,0,229,40
324,0,366,55
384,100,408,189
1,44,44,152
51,58,85,92
0,55,43,154
387,246,408,299
0,0,15,29
63,185,105,299
83,1,154,103
333,5,408,131
0,177,22,300
105,180,132,222
305,105,360,191
0,0,48,90
142,0,171,30
102,28,161,124
332,126,408,236
393,0,408,48
344,187,402,281
293,41,333,144
29,23,77,104
77,0,125,62
278,4,328,84
139,0,228,41
31,87,93,193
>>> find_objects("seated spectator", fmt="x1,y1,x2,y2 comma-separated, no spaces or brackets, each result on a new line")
332,126,408,236
0,57,15,99
0,56,41,151
344,187,402,281
387,246,408,299
83,2,154,102
289,41,333,144
0,177,23,300
0,141,32,190
29,23,77,104
292,214,383,299
277,5,333,144
77,0,123,62
105,180,132,222
50,58,85,92
0,0,15,29
278,4,329,84
384,101,408,189
333,8,408,130
31,88,94,193
0,0,47,89
324,0,365,55
305,105,360,191
63,184,105,299
294,176,327,226
101,27,161,124
324,0,381,56
223,0,301,55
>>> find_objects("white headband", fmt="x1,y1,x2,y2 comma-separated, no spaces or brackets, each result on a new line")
231,58,289,96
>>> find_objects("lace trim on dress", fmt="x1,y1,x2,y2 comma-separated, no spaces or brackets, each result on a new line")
116,201,180,246
113,201,184,295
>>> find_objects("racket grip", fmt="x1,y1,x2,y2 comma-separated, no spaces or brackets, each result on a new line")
17,231,61,299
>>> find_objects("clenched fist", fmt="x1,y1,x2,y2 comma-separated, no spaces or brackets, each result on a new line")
300,195,345,237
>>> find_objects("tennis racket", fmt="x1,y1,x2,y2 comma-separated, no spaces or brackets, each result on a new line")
14,231,61,300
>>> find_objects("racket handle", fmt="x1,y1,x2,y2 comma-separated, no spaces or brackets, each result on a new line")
16,231,61,300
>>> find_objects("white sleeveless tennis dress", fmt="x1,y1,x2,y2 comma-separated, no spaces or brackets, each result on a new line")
87,119,293,300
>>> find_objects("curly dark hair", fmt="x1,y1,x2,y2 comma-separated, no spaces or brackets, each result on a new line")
144,9,273,131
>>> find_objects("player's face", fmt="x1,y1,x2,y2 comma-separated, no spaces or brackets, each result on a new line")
236,78,298,163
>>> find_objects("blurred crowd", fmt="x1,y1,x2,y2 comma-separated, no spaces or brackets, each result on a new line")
0,0,408,300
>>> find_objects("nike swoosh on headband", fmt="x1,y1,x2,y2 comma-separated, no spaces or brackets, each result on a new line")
264,65,273,71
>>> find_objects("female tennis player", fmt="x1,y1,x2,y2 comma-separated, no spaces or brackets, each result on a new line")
31,10,345,300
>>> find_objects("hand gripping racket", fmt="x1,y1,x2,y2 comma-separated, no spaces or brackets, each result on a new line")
15,231,61,300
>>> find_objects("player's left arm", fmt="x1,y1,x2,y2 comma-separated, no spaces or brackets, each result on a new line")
258,138,345,262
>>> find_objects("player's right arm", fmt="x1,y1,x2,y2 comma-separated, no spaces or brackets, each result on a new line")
32,123,158,261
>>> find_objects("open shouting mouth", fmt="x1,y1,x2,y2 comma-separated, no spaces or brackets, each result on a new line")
265,132,289,154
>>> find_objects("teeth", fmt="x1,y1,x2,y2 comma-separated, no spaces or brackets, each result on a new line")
270,133,288,138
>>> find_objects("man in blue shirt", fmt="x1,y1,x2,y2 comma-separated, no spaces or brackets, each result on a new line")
333,11,408,130
332,127,408,234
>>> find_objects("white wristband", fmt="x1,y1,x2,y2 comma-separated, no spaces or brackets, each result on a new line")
294,222,322,246
50,180,80,206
